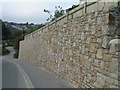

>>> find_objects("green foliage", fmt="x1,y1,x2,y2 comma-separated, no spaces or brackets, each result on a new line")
54,6,64,18
2,21,12,40
5,39,14,46
44,6,65,21
2,41,10,55
2,20,45,58
24,24,45,35
11,30,23,39
24,29,35,34
66,4,79,12
2,49,10,55
13,50,19,58
13,33,23,58
10,24,45,58
13,33,23,50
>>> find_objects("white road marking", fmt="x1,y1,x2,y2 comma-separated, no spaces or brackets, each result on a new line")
4,59,34,88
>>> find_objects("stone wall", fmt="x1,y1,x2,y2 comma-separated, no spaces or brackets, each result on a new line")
19,0,120,88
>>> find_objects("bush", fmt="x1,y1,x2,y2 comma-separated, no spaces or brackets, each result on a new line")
2,41,10,55
13,51,19,58
2,48,10,55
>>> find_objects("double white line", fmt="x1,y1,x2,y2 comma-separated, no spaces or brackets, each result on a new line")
3,59,34,88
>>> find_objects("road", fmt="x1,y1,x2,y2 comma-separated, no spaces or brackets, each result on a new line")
0,57,2,89
2,60,29,88
2,47,33,88
2,47,75,88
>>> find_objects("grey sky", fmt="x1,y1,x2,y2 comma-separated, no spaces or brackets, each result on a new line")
1,0,79,24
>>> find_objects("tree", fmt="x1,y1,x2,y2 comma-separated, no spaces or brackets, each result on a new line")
13,34,23,58
54,6,64,18
44,9,53,21
1,21,11,55
11,30,23,39
2,21,11,40
44,6,65,22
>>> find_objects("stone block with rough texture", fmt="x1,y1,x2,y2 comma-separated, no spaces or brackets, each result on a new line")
19,1,119,88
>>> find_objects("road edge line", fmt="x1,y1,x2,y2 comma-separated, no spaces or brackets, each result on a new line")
5,59,34,88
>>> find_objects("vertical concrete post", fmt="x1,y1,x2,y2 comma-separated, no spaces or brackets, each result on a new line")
48,23,49,30
55,18,57,27
66,9,69,26
84,1,87,14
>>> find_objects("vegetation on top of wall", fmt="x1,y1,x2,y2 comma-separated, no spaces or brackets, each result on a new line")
54,6,65,19
66,4,79,12
44,4,79,22
44,6,65,22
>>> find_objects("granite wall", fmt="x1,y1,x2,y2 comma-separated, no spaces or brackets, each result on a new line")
19,0,120,88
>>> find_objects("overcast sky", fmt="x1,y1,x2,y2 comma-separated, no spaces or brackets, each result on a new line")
0,0,79,24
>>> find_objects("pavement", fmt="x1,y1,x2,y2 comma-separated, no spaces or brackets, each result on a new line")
2,47,75,88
